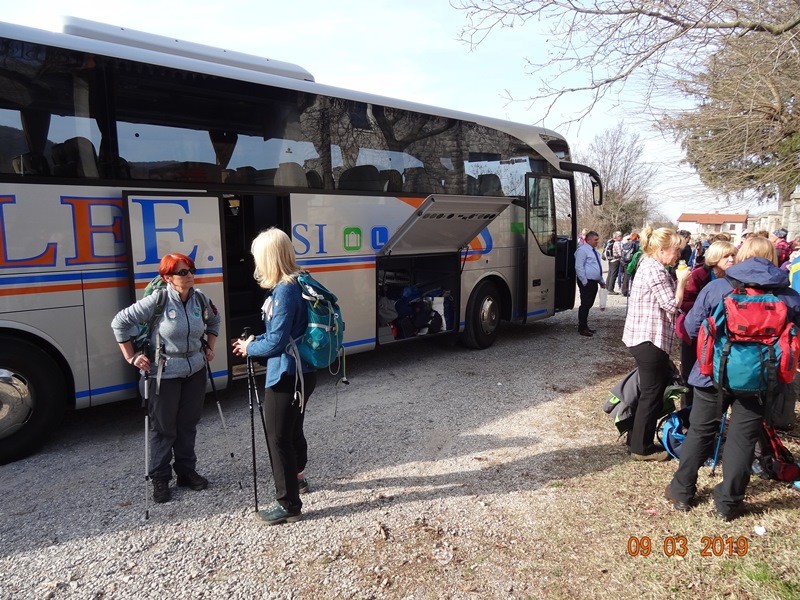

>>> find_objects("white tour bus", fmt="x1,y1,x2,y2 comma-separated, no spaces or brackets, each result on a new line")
0,18,602,463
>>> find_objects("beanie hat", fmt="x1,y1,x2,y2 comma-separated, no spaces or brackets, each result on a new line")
774,228,788,239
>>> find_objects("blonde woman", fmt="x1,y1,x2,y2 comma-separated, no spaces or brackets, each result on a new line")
232,228,316,525
676,241,737,404
667,236,800,520
622,227,690,461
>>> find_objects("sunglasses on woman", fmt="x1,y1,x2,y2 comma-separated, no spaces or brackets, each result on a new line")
171,268,196,276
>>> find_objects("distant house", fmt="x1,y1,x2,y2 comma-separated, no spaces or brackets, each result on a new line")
676,212,749,238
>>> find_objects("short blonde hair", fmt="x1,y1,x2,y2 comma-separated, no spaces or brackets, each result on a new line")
641,226,681,257
704,241,736,268
736,235,778,265
250,228,301,289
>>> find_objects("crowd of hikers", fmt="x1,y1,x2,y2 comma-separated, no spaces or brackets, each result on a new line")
583,226,800,521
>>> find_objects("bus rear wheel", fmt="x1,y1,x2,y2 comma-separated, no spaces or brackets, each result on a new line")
461,280,501,349
0,336,67,464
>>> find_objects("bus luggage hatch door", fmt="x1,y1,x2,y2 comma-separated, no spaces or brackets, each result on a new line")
377,194,513,257
122,190,229,388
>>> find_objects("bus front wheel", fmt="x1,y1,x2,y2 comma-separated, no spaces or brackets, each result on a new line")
461,280,501,349
0,336,67,464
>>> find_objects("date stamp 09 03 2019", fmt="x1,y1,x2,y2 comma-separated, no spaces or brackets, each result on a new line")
627,535,749,557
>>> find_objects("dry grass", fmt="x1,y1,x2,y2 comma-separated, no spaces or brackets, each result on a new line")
292,318,800,600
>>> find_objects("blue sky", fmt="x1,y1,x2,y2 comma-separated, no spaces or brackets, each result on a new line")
0,0,760,220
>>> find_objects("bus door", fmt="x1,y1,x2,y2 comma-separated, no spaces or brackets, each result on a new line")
123,191,229,387
377,194,513,343
525,174,575,314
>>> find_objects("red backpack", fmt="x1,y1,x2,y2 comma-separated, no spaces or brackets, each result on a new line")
756,423,800,482
697,280,800,395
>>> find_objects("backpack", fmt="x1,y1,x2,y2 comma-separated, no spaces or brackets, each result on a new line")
754,423,800,482
289,272,345,369
620,241,636,265
657,406,692,459
625,249,643,276
602,238,615,261
697,278,800,402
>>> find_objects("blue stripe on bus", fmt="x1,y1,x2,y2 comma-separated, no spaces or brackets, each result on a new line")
343,337,374,348
296,256,376,266
80,368,230,398
526,309,550,317
0,269,128,285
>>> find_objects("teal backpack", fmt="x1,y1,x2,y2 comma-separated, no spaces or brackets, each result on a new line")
289,272,345,369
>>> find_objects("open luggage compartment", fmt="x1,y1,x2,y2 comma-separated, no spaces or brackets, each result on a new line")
376,254,458,344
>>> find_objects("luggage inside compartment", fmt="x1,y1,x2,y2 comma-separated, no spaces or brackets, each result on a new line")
376,254,458,344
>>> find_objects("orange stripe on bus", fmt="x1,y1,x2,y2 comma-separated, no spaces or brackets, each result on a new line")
133,275,224,289
0,280,129,296
305,263,375,274
396,197,426,209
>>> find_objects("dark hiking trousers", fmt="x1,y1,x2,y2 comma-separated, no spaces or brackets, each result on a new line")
669,386,764,513
628,341,672,455
144,367,207,480
577,280,599,330
606,260,620,293
679,338,696,406
264,371,317,513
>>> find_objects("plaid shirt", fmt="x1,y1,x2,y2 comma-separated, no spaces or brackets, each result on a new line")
622,255,680,353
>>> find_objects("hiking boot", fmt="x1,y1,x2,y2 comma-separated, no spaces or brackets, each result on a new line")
176,471,209,491
715,503,744,522
631,449,670,462
152,479,171,503
579,328,593,337
298,477,310,495
587,327,597,333
663,484,691,512
256,502,303,525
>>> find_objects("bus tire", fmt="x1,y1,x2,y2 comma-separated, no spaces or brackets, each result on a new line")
461,280,501,349
0,336,67,464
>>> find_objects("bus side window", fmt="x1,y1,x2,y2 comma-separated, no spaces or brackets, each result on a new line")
51,137,100,179
12,153,50,176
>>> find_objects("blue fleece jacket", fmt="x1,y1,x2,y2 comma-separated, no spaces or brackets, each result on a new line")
684,257,800,388
245,279,315,388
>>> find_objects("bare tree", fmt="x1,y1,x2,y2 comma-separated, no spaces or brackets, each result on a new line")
664,32,800,203
574,123,654,237
452,0,800,122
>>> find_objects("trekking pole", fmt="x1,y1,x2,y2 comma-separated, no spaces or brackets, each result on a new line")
709,410,728,477
142,370,151,521
204,343,243,490
241,328,260,511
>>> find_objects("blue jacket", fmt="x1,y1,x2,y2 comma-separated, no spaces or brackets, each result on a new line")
684,257,800,388
246,279,315,388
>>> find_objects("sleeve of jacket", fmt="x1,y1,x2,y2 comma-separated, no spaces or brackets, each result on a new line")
574,246,587,285
110,293,160,343
684,280,730,340
197,291,221,337
246,283,300,359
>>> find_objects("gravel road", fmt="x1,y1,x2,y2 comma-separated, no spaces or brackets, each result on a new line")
1,295,631,599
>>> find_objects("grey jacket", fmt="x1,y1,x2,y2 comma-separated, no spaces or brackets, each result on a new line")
111,285,220,379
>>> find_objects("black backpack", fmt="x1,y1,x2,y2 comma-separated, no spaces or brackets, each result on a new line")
602,238,615,261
